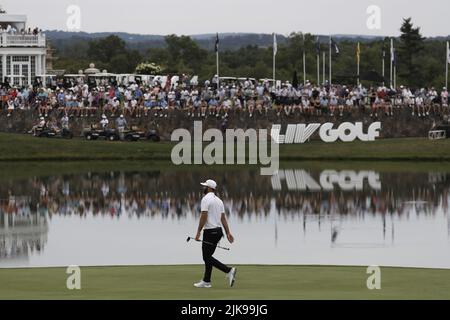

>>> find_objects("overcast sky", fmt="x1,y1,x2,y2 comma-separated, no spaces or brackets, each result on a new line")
2,0,449,37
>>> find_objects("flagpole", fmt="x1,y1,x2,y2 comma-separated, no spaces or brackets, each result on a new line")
317,52,320,86
216,50,219,90
357,43,360,86
273,33,276,89
215,33,220,91
382,50,385,87
273,54,276,88
323,51,326,85
329,36,332,86
390,38,393,88
393,40,397,89
303,34,306,86
394,63,397,89
446,41,449,90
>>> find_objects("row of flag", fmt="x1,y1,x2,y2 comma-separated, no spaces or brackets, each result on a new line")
215,33,450,88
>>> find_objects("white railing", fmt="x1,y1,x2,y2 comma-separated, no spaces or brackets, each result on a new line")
0,33,46,47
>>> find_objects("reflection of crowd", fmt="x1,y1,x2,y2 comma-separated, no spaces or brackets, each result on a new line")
1,170,449,261
2,170,448,261
274,187,448,220
1,171,449,224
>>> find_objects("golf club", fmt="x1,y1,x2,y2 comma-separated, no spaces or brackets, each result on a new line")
186,236,230,251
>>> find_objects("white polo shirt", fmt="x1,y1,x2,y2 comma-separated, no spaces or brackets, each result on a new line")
201,192,225,230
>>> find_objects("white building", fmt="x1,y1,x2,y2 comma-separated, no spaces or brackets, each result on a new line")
0,14,46,87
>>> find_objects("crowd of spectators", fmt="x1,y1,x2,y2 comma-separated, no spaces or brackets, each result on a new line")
0,24,42,35
1,77,449,122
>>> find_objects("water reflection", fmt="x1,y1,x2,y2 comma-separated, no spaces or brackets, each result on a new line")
0,168,449,268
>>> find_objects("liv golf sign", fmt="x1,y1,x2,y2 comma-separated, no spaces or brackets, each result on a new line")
271,122,381,144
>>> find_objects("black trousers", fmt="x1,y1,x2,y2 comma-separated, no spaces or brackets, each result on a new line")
202,227,231,282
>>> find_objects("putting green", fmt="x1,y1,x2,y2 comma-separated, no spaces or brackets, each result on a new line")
0,265,449,300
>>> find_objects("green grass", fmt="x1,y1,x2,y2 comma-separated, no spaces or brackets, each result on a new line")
3,133,450,162
1,265,449,300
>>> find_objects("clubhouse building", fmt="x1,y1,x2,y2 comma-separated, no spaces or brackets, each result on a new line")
0,14,47,87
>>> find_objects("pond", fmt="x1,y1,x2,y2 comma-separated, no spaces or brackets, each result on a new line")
1,163,449,269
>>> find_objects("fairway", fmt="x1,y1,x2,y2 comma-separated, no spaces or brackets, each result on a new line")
1,265,449,300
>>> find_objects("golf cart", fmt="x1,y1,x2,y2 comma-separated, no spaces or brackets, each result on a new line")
429,123,450,140
34,126,73,139
121,126,161,142
83,125,119,141
121,126,145,142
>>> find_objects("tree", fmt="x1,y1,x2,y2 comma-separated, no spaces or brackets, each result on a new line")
87,35,127,63
398,18,425,87
52,22,448,87
164,35,208,73
109,50,142,73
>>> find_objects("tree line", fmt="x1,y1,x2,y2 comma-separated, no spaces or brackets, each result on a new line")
53,18,449,88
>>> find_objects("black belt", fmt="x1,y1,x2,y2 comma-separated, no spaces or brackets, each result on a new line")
204,227,222,233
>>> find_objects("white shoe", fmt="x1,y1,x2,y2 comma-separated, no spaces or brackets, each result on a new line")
194,281,212,288
226,268,237,287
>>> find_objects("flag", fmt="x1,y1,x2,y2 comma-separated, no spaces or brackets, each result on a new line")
356,42,361,64
316,37,321,56
447,41,450,64
273,33,277,56
331,38,340,54
215,33,219,53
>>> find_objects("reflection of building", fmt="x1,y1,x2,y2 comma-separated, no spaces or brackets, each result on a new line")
0,14,46,86
0,201,48,263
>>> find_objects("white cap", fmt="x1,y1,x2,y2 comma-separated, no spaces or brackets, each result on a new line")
120,115,124,118
200,179,217,190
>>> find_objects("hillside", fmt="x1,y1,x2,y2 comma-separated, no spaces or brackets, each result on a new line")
44,30,391,52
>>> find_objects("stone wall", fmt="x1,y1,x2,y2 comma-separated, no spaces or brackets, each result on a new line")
0,108,443,140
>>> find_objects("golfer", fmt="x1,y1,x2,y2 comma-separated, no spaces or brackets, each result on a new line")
194,179,237,288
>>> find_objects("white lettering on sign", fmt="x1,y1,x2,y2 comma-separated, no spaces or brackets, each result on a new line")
271,122,381,144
